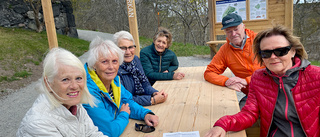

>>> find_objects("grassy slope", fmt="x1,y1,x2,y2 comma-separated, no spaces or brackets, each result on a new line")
0,27,90,81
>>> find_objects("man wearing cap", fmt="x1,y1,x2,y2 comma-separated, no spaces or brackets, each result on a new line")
204,13,264,107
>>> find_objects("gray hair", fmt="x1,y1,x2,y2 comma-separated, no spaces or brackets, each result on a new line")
113,30,135,46
41,48,95,108
87,37,124,70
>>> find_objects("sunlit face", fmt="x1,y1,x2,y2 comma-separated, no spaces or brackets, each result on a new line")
154,36,168,53
118,39,135,63
94,53,119,83
260,35,296,76
224,24,246,46
49,65,84,109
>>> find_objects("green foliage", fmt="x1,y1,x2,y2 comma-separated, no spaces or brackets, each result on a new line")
310,60,320,66
0,27,90,82
14,71,32,78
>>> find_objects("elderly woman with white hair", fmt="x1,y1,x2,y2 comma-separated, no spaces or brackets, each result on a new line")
113,30,168,106
82,37,159,137
17,48,106,136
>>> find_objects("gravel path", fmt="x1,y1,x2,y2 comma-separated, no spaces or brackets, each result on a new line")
0,30,244,136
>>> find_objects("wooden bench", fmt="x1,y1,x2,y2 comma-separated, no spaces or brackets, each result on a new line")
120,66,246,137
206,40,227,57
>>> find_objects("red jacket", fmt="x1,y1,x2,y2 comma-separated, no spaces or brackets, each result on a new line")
204,29,264,95
214,64,320,137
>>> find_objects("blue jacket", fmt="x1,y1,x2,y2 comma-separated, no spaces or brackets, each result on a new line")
83,63,152,137
140,43,179,85
118,56,158,106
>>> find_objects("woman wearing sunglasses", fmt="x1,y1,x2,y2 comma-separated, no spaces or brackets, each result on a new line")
204,25,320,137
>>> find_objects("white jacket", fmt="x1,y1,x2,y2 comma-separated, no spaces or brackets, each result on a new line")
16,94,107,137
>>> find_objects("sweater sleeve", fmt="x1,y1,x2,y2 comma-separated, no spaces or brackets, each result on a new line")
120,84,153,120
167,52,179,72
213,72,260,131
16,120,64,137
83,92,130,137
204,44,229,86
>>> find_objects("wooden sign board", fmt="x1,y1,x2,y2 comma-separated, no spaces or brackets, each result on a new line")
126,0,140,57
207,0,293,56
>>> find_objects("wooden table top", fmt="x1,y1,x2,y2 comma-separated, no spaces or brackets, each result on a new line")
120,66,246,137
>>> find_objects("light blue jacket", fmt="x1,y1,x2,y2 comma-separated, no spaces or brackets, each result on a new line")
83,63,152,137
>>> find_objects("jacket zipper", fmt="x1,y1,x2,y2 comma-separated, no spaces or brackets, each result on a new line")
159,55,162,72
291,71,308,136
279,77,295,137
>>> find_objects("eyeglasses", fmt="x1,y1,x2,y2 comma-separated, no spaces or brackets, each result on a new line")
259,45,292,58
119,45,136,51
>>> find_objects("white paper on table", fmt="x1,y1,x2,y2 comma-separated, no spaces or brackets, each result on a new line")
163,131,200,137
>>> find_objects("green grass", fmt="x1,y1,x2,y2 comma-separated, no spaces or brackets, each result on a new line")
310,60,320,66
139,36,211,56
0,27,90,82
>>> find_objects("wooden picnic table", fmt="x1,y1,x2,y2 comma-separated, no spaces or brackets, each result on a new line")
120,66,246,137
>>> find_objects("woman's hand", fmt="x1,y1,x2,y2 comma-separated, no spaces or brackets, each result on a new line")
173,72,185,80
152,90,168,105
144,114,159,127
120,103,131,115
204,126,226,137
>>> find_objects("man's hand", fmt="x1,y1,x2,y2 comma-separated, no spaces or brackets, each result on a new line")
204,126,226,137
144,114,159,127
225,77,247,91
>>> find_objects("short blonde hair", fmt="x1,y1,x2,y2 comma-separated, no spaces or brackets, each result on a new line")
153,27,173,48
41,48,95,108
253,25,308,66
87,36,124,70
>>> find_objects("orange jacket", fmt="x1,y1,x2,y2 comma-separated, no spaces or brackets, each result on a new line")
204,29,264,95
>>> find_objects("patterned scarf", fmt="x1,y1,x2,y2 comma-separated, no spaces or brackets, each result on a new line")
120,60,148,94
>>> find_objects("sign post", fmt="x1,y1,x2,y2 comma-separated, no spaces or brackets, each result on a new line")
41,0,58,49
126,0,140,57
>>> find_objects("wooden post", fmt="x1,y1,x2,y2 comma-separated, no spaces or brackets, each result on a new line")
285,0,293,29
126,0,140,57
41,0,58,49
208,0,217,58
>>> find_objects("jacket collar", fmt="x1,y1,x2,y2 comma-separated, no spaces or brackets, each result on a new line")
266,57,310,78
85,63,122,108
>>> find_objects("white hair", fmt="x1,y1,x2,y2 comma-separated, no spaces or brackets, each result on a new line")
41,48,95,108
87,36,124,70
113,30,135,46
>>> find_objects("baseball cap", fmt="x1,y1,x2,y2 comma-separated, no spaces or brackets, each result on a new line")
221,13,243,30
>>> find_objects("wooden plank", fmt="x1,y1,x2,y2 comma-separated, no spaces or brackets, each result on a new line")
206,40,227,44
269,0,285,5
284,0,293,29
126,0,140,57
41,0,58,49
120,67,246,137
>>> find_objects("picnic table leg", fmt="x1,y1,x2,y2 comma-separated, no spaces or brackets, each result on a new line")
209,44,217,58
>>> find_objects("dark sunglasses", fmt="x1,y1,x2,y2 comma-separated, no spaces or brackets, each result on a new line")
259,45,292,58
135,123,155,133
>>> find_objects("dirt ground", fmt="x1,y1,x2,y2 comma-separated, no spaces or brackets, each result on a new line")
0,63,42,98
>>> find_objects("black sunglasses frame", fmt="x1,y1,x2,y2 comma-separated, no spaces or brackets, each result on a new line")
259,45,292,58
